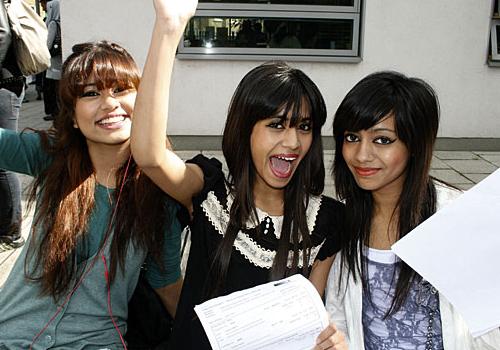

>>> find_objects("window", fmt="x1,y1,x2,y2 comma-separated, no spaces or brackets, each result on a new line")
177,0,362,62
492,20,500,61
489,0,500,65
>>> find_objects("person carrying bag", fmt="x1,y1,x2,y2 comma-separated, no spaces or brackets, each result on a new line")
4,0,50,76
0,0,25,251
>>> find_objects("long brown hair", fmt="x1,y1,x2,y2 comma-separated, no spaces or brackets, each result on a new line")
26,41,172,299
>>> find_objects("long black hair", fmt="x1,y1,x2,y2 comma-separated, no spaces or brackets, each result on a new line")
333,71,440,315
209,61,327,295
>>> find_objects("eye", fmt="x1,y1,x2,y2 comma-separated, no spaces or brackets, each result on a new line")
298,120,312,132
267,120,285,129
80,90,99,98
374,136,396,145
113,86,131,95
344,133,359,143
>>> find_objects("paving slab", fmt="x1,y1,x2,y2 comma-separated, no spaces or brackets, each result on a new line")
431,156,450,169
476,154,500,167
434,151,480,160
430,169,473,184
474,151,500,155
175,150,200,161
443,159,498,174
456,183,475,191
462,173,492,183
0,200,33,288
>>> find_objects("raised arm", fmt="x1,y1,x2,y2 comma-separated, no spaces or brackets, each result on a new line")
131,0,202,210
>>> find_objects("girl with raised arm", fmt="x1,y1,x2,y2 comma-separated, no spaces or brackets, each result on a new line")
322,71,500,349
0,38,182,349
131,1,346,349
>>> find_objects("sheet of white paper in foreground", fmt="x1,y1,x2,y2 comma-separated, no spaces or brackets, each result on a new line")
194,274,329,350
392,169,500,337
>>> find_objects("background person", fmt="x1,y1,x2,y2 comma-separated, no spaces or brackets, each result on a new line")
0,0,25,250
42,0,61,121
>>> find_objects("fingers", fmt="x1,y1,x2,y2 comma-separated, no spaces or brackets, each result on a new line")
314,324,347,350
151,0,198,36
316,323,337,343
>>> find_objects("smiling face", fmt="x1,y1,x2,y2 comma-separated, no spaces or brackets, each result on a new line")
342,115,409,196
73,81,136,148
250,104,313,193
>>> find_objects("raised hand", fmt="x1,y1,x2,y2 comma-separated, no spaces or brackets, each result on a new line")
152,0,198,34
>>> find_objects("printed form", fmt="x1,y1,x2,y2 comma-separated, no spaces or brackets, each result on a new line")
392,169,500,338
194,274,329,350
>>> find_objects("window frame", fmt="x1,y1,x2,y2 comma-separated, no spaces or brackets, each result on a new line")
492,19,500,61
177,1,362,62
197,2,360,14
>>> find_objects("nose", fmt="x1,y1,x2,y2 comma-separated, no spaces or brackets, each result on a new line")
354,139,374,163
282,127,300,150
100,91,120,111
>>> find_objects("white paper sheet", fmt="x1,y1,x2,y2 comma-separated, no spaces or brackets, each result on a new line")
194,274,329,350
392,169,500,337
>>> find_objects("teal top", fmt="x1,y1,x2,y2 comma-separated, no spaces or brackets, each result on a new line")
0,129,181,349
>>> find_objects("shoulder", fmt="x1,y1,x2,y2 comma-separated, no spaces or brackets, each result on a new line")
308,194,345,237
186,154,224,180
313,195,345,224
318,195,345,211
187,154,227,203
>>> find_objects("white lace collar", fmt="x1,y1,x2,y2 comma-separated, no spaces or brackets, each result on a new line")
201,188,324,269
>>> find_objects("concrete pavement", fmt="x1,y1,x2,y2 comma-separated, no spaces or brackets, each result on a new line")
1,84,499,286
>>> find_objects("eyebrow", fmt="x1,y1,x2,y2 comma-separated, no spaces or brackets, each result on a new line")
268,116,313,125
369,127,396,133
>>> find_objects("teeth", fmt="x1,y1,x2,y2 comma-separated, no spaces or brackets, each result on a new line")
97,115,125,125
275,156,296,162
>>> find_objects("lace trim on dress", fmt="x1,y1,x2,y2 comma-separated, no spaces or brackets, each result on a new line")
201,190,325,269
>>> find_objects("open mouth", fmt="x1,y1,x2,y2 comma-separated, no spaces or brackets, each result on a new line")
269,155,298,178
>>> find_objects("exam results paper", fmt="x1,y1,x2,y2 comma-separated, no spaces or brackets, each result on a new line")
392,169,500,337
194,274,329,350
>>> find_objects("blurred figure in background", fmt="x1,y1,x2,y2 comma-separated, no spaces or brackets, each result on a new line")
42,0,61,121
0,0,25,250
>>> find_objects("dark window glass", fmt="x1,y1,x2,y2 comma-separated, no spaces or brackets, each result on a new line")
184,17,354,50
497,25,500,54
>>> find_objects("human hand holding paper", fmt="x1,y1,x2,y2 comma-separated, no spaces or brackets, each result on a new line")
194,274,331,350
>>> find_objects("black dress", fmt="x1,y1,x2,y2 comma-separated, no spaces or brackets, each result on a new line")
168,155,345,349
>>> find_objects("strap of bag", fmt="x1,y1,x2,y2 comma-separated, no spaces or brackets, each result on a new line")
48,19,61,56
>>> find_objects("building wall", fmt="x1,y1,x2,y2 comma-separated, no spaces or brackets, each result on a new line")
61,0,500,139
